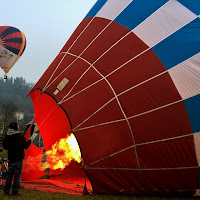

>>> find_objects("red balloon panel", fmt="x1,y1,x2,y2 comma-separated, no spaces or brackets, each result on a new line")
119,72,182,118
75,121,134,166
69,17,111,56
142,168,198,195
137,135,197,169
87,169,143,194
107,49,166,95
60,17,93,53
129,101,193,144
87,147,138,169
94,31,148,76
61,79,115,128
29,90,71,150
77,99,125,128
81,20,130,64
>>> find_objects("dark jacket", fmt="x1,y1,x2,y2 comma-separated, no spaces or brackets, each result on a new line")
3,129,31,162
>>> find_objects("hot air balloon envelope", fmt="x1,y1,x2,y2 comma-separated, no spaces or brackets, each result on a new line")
0,26,26,76
26,0,200,196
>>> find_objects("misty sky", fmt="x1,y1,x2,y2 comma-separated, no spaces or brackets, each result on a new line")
0,0,97,83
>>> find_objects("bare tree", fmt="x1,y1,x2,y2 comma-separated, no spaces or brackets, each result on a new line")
0,101,18,136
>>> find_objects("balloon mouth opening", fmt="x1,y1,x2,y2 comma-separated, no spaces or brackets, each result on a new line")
39,131,82,172
24,89,93,193
28,90,83,171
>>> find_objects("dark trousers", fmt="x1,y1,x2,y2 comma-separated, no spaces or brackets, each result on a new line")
4,160,23,195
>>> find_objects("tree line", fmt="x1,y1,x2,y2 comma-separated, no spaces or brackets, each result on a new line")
0,77,35,135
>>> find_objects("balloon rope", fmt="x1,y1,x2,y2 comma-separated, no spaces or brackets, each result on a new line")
69,47,200,132
42,17,96,92
41,0,173,94
37,106,56,130
86,166,199,171
56,52,144,188
73,96,181,132
85,132,194,168
58,53,96,105
44,0,199,101
52,4,199,104
43,20,113,92
91,0,173,67
58,47,151,105
42,54,67,92
42,0,134,92
37,0,198,189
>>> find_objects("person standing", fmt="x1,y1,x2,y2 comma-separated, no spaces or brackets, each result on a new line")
3,121,31,196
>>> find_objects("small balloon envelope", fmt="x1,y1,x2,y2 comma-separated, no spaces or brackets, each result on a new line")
0,26,26,76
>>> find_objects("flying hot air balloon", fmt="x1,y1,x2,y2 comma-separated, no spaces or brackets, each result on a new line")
0,26,26,79
24,0,200,196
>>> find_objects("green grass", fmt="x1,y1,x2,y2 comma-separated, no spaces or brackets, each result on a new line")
0,149,7,159
0,188,196,200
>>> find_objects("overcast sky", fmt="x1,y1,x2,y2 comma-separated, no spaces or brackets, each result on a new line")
0,0,97,83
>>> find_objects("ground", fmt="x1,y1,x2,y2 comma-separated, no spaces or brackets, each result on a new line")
0,188,197,200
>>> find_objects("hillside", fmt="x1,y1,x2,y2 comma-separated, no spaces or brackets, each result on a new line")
0,77,35,129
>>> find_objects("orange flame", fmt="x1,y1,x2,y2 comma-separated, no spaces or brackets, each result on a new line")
24,134,82,172
42,133,82,171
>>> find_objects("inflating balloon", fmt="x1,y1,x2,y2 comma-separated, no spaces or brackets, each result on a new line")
26,0,200,196
0,26,26,79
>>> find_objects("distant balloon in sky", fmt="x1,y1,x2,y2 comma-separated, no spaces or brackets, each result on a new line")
0,26,26,79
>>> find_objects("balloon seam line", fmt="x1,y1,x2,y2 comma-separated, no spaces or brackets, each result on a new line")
42,54,67,91
43,9,198,102
42,16,95,92
66,52,198,132
85,166,198,171
42,0,134,92
8,30,26,70
62,57,144,186
58,53,143,179
43,19,113,91
70,68,167,131
91,0,184,66
67,17,96,53
37,106,56,130
58,53,94,104
72,97,182,132
85,132,194,167
57,6,199,101
59,47,151,105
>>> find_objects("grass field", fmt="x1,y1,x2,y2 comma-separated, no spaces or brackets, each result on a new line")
0,189,196,200
0,149,7,159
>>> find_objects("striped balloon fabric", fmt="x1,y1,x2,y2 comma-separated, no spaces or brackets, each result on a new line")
0,26,26,75
28,0,200,196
